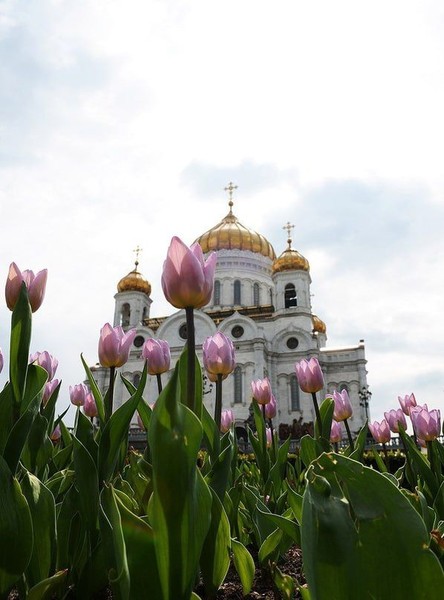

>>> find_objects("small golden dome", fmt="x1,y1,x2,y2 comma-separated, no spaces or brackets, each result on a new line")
195,201,276,260
312,314,327,334
117,262,151,296
272,247,310,273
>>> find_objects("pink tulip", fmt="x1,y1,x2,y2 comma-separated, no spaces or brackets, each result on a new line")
220,409,234,433
98,323,136,368
251,377,272,405
330,420,342,443
410,406,441,442
83,392,98,418
50,425,61,442
42,379,59,406
30,351,58,381
203,332,236,380
265,427,272,448
161,236,217,309
398,393,417,416
5,262,47,312
384,408,407,433
0,348,3,374
265,394,277,419
294,357,324,394
142,338,171,375
332,389,353,422
368,419,391,444
69,383,88,407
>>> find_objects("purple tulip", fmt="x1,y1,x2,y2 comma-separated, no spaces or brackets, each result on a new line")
50,425,61,442
384,408,407,433
220,409,234,433
30,351,58,381
265,394,277,419
251,377,272,405
398,393,417,416
142,338,171,375
410,406,441,442
98,323,136,368
294,357,324,394
0,348,3,374
203,332,236,380
42,379,59,406
368,419,391,444
5,262,48,313
265,427,272,448
332,389,353,422
69,383,89,407
330,420,342,443
83,392,98,418
161,236,217,309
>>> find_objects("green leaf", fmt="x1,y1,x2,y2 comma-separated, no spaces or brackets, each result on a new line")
75,409,98,465
315,396,334,442
202,404,220,463
286,485,304,523
398,427,438,499
73,437,99,535
299,434,324,468
81,353,106,425
178,345,203,418
0,457,33,592
349,422,368,461
21,471,56,587
0,383,13,455
271,562,296,600
258,527,283,565
27,569,68,600
257,506,300,544
231,538,255,596
9,282,32,406
302,452,444,600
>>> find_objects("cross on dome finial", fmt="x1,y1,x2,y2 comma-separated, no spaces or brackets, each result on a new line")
283,222,294,249
133,245,142,269
224,181,238,213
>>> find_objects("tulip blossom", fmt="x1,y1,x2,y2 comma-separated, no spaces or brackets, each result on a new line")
5,262,48,313
265,394,277,420
50,425,61,442
203,332,236,380
330,420,342,443
398,393,417,416
42,379,59,406
265,427,272,448
294,357,324,394
410,407,441,442
142,338,171,375
384,408,407,433
30,351,58,381
220,409,235,433
251,377,272,405
98,323,136,368
83,393,98,418
161,236,217,309
69,383,88,407
368,419,391,444
332,389,353,422
0,348,3,374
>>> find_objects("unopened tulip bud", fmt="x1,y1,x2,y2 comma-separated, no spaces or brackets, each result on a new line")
42,379,59,406
142,338,171,375
330,420,342,443
398,393,417,416
368,419,391,444
384,408,407,433
333,389,353,422
203,332,236,380
251,377,272,405
98,323,136,368
265,394,277,419
0,348,3,374
265,427,272,448
294,357,324,393
161,236,217,309
69,383,88,407
83,392,98,418
5,262,48,312
50,425,61,442
30,351,58,381
220,409,234,433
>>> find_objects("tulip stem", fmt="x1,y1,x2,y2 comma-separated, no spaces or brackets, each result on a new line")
344,418,354,451
311,392,323,438
269,418,277,458
215,374,222,430
105,366,115,422
156,374,163,395
185,307,196,413
382,443,388,469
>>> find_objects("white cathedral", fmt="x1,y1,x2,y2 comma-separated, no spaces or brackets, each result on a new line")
92,186,369,440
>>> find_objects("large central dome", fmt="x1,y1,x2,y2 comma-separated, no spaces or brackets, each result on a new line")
195,200,276,260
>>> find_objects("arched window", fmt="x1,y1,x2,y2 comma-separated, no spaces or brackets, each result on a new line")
290,374,300,411
339,383,349,393
133,373,141,388
284,284,297,308
214,280,221,305
121,303,131,326
234,366,242,404
253,282,260,306
234,280,241,305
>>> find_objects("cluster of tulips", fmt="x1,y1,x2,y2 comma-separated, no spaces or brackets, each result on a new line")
1,238,444,600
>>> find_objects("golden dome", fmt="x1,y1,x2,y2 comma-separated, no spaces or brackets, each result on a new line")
272,247,310,273
195,200,276,260
117,262,151,296
312,314,327,334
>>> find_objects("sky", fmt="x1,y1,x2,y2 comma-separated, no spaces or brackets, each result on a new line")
0,0,443,429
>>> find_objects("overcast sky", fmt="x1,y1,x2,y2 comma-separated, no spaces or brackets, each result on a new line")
0,0,443,428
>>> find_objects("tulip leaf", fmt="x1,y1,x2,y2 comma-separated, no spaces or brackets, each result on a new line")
271,563,296,600
299,434,325,468
9,283,32,407
256,506,301,544
27,569,68,600
73,437,99,535
98,364,147,483
286,485,304,523
0,457,33,592
81,353,106,425
314,396,334,442
148,362,212,599
302,452,444,600
398,427,438,498
202,403,220,463
75,410,98,465
0,383,13,454
349,422,368,461
178,345,203,418
258,527,284,565
231,538,255,596
21,471,56,588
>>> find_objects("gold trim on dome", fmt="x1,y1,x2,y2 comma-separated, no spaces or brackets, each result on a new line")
117,263,151,296
272,248,310,273
312,314,327,334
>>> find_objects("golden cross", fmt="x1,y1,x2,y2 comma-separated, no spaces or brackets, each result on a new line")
224,181,238,212
283,222,294,247
133,245,142,268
